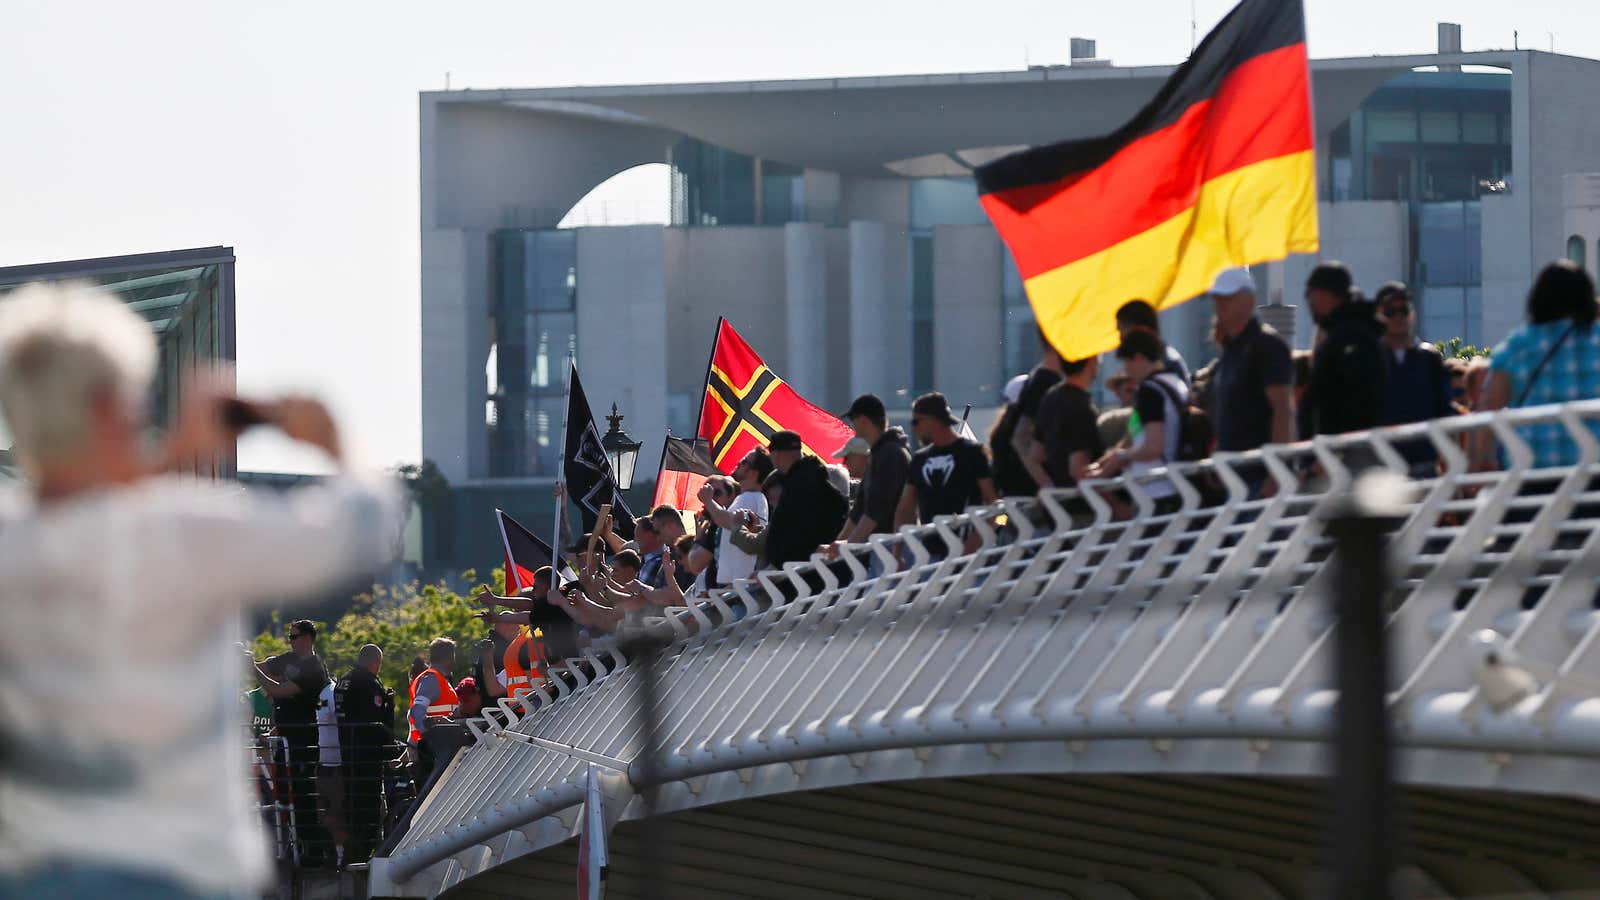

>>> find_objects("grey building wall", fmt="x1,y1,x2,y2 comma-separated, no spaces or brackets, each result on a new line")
932,225,1004,407
421,227,491,482
783,222,830,401
842,177,911,226
848,221,913,402
823,227,853,411
1520,53,1600,333
1283,201,1409,349
664,227,788,435
576,226,670,477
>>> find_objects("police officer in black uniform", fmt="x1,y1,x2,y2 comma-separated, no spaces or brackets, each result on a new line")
334,643,394,863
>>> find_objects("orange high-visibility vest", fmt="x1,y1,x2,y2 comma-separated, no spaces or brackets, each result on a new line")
407,667,459,743
502,628,545,701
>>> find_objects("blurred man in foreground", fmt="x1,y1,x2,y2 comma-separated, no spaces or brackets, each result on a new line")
0,282,402,898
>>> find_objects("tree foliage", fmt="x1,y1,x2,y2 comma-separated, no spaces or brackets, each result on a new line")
1435,336,1493,360
251,568,499,731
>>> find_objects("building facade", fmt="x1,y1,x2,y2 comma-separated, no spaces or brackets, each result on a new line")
0,247,238,475
420,40,1600,572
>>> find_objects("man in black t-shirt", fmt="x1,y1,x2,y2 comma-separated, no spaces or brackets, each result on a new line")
1029,355,1104,491
895,393,999,541
252,619,332,865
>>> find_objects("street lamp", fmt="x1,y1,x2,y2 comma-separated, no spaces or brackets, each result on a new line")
602,403,643,491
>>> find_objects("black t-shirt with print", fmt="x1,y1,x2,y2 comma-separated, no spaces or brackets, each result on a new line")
908,437,992,522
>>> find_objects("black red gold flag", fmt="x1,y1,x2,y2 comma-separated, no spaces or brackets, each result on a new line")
975,0,1318,361
652,433,720,514
696,319,855,473
496,509,574,594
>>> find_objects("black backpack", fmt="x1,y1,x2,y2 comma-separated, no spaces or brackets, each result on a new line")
1149,376,1212,463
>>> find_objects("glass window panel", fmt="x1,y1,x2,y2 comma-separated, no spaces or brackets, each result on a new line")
911,178,986,230
1367,109,1418,143
1421,110,1459,143
1569,236,1589,269
1462,112,1498,144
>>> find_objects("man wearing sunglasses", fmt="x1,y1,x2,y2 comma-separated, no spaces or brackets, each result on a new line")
1376,282,1455,474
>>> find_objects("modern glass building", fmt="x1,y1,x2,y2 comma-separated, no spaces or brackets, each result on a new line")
0,246,237,474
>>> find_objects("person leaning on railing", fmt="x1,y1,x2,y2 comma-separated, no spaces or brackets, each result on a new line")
333,643,394,865
1473,260,1600,472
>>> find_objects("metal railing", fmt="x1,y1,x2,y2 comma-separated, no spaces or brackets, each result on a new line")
377,400,1600,890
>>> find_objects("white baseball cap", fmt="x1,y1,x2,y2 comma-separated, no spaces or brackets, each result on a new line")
1209,267,1255,297
1002,373,1029,405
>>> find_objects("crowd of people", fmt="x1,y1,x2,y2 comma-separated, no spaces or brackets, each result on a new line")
233,255,1600,874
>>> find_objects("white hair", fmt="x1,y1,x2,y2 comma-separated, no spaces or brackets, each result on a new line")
0,281,156,464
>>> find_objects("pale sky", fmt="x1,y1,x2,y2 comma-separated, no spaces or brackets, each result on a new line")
2,0,1593,472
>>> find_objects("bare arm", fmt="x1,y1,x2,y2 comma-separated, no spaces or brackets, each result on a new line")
685,545,713,576
1011,416,1039,461
1470,369,1512,470
251,661,301,699
1024,442,1054,491
841,513,879,544
1266,384,1295,447
978,477,999,506
892,484,918,530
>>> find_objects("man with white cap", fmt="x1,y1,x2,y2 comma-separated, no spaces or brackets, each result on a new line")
1208,267,1295,456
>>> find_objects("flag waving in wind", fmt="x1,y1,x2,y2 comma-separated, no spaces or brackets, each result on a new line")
496,509,576,594
652,433,720,514
561,362,636,540
697,318,855,473
975,0,1317,362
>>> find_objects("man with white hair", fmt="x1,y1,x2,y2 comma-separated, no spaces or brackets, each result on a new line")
0,282,402,897
1208,267,1295,455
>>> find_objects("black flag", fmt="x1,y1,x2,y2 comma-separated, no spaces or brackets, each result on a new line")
562,363,636,540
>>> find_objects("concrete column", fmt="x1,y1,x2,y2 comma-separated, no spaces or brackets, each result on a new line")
844,219,896,395
421,227,490,482
784,222,828,400
577,226,669,477
932,225,1003,407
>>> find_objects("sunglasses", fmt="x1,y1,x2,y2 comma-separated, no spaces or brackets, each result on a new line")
1381,304,1411,317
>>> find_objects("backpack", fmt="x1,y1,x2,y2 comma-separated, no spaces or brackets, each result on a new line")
1149,376,1212,462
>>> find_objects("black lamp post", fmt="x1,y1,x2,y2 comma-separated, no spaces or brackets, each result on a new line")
601,403,643,490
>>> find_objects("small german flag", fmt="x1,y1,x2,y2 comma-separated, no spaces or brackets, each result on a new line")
697,318,855,473
652,433,720,514
976,0,1318,361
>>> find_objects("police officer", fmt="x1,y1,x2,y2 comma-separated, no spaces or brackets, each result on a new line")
334,643,394,864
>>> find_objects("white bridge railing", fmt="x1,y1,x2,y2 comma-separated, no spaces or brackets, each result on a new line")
373,400,1600,894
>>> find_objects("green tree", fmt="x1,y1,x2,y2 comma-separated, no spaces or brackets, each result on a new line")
1435,336,1492,360
251,568,498,733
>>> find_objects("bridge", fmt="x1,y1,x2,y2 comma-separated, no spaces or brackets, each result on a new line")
370,402,1600,899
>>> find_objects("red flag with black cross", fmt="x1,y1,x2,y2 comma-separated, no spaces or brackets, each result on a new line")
696,318,855,474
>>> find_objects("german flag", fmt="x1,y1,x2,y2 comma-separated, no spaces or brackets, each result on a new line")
975,0,1318,362
698,318,855,473
651,433,720,514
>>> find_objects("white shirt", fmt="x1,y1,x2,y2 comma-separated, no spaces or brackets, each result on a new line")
315,681,341,767
1130,372,1189,500
717,490,769,584
0,475,402,894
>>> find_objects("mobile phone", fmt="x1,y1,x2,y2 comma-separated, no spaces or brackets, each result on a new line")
220,398,268,432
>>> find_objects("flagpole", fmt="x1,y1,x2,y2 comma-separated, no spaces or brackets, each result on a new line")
690,316,726,449
552,353,574,564
495,509,521,594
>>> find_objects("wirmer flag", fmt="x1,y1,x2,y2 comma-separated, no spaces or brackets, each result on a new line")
975,0,1318,362
697,318,856,473
651,433,720,515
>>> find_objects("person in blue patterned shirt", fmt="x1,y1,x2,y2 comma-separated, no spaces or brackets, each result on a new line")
1474,260,1600,470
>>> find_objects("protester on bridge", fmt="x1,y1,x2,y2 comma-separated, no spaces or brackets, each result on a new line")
0,280,402,897
1117,299,1191,385
334,643,393,864
764,430,849,567
987,377,1036,497
1026,355,1103,492
472,612,522,707
1375,282,1455,474
1085,331,1190,512
1096,373,1137,449
408,638,461,786
699,449,771,585
894,393,999,554
685,479,732,594
454,677,482,719
253,619,333,866
1006,333,1065,494
836,394,913,542
1301,261,1385,439
1475,260,1600,470
1208,268,1295,459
